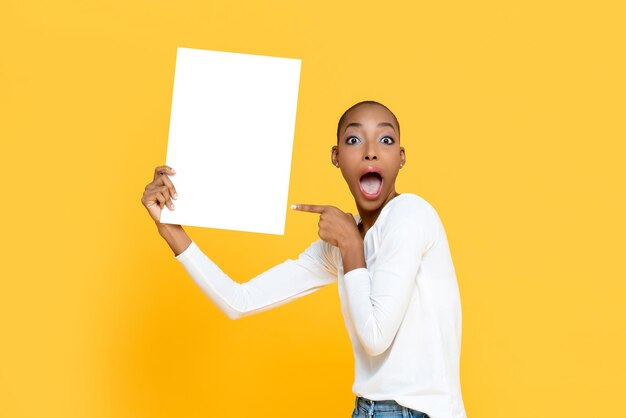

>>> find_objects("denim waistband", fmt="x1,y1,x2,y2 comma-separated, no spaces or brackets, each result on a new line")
354,396,430,417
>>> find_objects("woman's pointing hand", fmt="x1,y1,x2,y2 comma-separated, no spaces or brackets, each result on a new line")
291,204,362,248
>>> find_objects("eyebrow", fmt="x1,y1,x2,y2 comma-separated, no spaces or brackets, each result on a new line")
343,122,397,134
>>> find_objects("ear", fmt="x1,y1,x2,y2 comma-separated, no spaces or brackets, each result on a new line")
400,147,406,168
331,145,339,167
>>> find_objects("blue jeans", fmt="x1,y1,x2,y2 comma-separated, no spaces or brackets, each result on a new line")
352,396,430,418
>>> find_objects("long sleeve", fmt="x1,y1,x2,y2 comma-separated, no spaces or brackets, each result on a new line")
174,239,338,319
342,198,437,356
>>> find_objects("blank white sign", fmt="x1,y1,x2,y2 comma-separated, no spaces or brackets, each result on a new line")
159,47,302,235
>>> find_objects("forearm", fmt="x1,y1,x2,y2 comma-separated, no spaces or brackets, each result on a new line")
340,238,366,273
175,239,337,320
156,222,192,256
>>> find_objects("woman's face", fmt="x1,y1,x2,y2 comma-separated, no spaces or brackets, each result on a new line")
333,103,405,213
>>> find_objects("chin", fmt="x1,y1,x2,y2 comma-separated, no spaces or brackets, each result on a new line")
352,190,387,211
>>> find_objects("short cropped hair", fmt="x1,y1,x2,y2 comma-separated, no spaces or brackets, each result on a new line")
336,100,401,143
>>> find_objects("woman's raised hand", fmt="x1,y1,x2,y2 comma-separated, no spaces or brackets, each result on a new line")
141,165,178,223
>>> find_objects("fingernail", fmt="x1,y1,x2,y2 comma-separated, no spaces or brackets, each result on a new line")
173,193,178,199
171,204,175,210
291,204,297,210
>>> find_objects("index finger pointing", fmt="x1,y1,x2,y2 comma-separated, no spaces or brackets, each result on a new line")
291,204,328,213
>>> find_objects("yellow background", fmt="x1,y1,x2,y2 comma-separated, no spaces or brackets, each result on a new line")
2,1,625,417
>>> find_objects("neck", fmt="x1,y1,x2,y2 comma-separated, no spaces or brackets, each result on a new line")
357,190,400,237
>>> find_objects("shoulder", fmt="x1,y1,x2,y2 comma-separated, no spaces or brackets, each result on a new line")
379,194,441,240
383,193,438,223
378,193,441,251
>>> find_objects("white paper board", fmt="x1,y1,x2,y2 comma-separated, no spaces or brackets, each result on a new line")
159,47,301,235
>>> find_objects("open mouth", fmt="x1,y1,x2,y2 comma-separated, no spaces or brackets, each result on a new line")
359,171,383,199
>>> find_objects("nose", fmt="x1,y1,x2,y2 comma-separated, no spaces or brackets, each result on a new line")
364,141,378,161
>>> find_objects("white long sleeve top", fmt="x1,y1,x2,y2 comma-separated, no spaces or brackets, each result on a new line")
174,193,466,418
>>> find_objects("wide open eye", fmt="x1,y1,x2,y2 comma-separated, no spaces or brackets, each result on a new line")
346,136,361,145
380,136,394,145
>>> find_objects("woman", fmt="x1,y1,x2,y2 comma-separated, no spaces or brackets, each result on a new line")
141,101,466,418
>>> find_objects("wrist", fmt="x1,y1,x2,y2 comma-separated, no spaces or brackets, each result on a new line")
340,237,366,273
156,220,180,231
156,222,173,240
156,222,191,256
339,235,363,255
